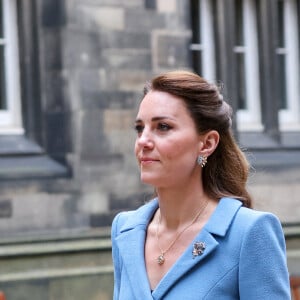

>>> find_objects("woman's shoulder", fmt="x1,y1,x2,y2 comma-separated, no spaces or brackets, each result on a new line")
233,202,284,238
217,197,283,236
218,197,280,223
237,204,281,225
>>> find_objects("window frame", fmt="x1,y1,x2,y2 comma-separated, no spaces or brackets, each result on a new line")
190,0,216,81
235,0,263,132
0,0,23,134
277,0,300,131
0,0,70,180
190,0,300,150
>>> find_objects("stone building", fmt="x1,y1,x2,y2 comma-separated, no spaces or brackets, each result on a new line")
0,0,299,299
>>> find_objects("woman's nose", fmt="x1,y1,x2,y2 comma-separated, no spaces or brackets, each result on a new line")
137,130,154,149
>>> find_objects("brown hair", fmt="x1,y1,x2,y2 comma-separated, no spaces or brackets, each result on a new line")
144,70,252,208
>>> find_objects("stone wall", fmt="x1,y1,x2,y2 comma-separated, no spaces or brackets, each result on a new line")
63,0,192,226
0,0,193,236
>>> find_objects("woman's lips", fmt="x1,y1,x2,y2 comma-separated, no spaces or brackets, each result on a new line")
140,157,159,165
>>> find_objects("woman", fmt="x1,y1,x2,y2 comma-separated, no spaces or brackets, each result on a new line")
111,70,290,299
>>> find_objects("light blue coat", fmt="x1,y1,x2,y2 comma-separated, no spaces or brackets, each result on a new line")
111,198,291,299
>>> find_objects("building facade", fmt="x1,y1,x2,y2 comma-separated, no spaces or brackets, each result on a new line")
0,0,299,298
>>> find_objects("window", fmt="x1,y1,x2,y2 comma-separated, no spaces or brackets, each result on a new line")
234,0,262,131
277,0,300,131
191,0,300,136
190,0,262,131
0,0,69,180
0,0,23,134
190,0,216,81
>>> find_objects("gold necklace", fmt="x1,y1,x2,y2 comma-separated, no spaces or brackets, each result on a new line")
155,200,209,265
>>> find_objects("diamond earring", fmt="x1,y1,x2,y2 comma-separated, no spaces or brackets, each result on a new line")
197,155,207,167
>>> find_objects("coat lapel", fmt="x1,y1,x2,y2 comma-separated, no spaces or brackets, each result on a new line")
115,200,159,300
152,198,242,299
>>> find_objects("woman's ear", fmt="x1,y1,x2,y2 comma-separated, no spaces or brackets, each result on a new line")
198,130,219,157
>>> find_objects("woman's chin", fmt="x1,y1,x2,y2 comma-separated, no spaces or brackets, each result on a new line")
140,175,162,187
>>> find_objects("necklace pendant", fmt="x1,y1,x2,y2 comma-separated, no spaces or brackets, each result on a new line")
157,254,165,265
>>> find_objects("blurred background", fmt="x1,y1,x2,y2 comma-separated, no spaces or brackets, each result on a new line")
0,0,299,299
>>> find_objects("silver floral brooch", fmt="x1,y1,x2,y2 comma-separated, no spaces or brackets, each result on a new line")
192,241,206,258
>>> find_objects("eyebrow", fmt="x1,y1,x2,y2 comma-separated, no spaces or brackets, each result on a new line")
135,116,175,123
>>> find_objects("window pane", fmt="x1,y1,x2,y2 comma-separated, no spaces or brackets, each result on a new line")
278,55,287,109
190,0,202,74
298,0,300,73
192,51,202,75
0,0,3,38
277,0,285,47
236,52,246,109
190,0,216,81
191,0,201,43
235,0,244,45
0,45,6,109
0,0,5,110
276,0,287,110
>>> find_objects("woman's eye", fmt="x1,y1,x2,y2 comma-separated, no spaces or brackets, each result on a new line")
134,124,144,133
157,123,172,131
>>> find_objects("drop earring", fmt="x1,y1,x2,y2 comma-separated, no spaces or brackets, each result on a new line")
197,155,207,167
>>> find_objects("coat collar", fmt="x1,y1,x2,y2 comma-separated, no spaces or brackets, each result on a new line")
119,197,242,236
116,200,158,300
116,197,242,299
205,197,242,236
119,199,158,233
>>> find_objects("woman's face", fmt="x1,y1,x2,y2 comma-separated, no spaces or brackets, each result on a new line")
134,90,202,188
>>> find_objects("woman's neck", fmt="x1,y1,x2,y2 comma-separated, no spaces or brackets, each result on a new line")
155,186,212,230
